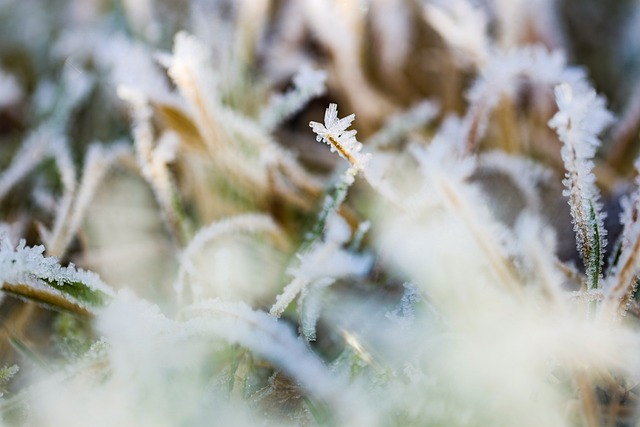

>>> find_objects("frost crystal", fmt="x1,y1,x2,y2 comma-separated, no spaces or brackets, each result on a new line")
549,83,614,157
310,103,371,170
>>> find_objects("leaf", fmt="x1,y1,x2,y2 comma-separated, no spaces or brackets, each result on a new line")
0,237,114,315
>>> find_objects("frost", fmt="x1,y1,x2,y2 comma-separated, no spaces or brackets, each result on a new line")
0,364,19,398
6,2,640,426
409,139,520,293
601,158,640,318
0,235,114,311
270,211,373,318
0,127,54,203
299,277,335,342
464,46,587,148
310,103,371,170
260,65,327,131
549,82,613,289
386,283,422,324
119,85,189,246
468,46,585,110
46,142,130,257
549,83,614,157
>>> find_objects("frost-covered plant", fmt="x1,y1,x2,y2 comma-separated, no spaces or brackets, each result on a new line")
4,1,640,427
548,83,613,290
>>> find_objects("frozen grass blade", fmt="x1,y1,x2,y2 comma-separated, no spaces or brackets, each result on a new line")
549,83,613,290
0,237,114,315
602,158,640,319
259,65,327,131
119,86,191,247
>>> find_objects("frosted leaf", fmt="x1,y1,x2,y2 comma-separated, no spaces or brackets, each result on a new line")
0,364,19,398
0,235,114,311
49,136,76,193
0,126,53,203
215,105,323,194
549,83,614,158
45,136,77,257
289,211,372,282
270,211,373,317
153,131,180,165
260,65,327,131
299,278,335,342
601,158,640,318
548,83,612,289
323,210,351,245
310,103,371,170
91,34,177,106
47,142,130,258
270,247,371,317
119,85,190,246
165,31,220,130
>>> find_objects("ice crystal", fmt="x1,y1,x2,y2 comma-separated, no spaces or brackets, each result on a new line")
310,103,371,170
